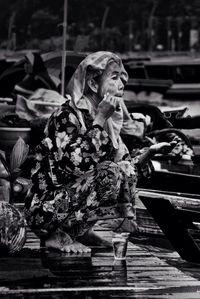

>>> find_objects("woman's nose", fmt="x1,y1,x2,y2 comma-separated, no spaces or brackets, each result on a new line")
118,79,124,90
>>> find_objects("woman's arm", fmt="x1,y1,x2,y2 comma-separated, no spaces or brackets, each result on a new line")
42,106,114,184
133,142,174,168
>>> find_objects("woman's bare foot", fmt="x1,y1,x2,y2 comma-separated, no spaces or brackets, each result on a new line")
44,229,91,253
60,241,91,253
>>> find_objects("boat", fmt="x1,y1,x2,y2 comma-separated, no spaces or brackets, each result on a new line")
166,83,200,99
135,126,200,263
123,59,173,95
125,77,173,95
143,56,200,99
129,119,200,263
0,51,86,98
137,188,200,263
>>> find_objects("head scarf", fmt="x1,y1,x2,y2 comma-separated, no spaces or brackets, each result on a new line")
66,51,144,157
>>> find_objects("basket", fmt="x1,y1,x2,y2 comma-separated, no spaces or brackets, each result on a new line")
0,201,26,254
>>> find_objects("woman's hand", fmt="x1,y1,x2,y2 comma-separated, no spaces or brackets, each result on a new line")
136,140,178,167
94,93,121,127
150,141,177,155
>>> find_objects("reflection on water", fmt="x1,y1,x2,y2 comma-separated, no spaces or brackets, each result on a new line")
41,249,92,276
40,248,128,286
112,259,127,283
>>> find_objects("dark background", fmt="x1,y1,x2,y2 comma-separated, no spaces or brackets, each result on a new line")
1,0,200,53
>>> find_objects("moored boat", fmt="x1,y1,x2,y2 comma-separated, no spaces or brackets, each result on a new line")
137,188,200,263
144,56,200,99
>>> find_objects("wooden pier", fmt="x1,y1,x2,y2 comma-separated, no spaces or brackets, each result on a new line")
1,228,200,298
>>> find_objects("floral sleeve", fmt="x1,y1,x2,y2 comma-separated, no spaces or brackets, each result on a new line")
39,105,114,185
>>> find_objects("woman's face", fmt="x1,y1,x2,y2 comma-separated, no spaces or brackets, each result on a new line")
98,62,127,100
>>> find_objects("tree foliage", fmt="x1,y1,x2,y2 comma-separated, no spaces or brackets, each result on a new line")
0,0,199,51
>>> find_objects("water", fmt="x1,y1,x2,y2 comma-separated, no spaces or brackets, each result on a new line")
112,233,130,260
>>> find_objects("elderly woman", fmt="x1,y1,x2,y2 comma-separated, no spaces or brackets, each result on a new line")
25,51,172,253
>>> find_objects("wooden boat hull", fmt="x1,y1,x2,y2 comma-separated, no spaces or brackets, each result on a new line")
166,83,200,99
138,168,200,195
125,78,173,94
137,188,200,263
137,188,200,234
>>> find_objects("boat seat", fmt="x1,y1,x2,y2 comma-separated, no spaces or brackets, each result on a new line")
139,195,200,263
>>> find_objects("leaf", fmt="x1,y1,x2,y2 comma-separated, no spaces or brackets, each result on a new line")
9,137,29,172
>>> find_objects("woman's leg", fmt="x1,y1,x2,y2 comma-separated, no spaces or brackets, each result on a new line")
25,161,137,253
60,161,137,249
25,190,94,253
44,228,91,253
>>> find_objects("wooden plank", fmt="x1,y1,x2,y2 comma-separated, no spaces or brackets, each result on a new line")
1,228,200,298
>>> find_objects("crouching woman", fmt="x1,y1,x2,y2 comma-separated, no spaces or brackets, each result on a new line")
25,51,172,253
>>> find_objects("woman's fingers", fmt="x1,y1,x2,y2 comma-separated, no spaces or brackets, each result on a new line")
98,93,121,120
103,93,121,110
150,142,172,154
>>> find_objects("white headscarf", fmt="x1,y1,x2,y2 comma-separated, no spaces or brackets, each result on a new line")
66,51,144,159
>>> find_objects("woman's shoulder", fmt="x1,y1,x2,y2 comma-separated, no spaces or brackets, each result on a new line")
52,100,77,119
47,99,82,131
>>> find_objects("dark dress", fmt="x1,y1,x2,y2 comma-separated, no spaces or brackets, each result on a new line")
25,101,138,239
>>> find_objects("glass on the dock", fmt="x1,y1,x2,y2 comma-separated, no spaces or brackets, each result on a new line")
112,232,130,260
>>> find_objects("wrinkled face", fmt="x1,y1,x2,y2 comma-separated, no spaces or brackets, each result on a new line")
98,61,128,99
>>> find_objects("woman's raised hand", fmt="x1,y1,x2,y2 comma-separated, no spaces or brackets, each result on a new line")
94,93,121,127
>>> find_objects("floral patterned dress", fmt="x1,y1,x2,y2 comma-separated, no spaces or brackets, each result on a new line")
25,101,138,239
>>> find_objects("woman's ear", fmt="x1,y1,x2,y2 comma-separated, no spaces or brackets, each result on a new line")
87,78,99,94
